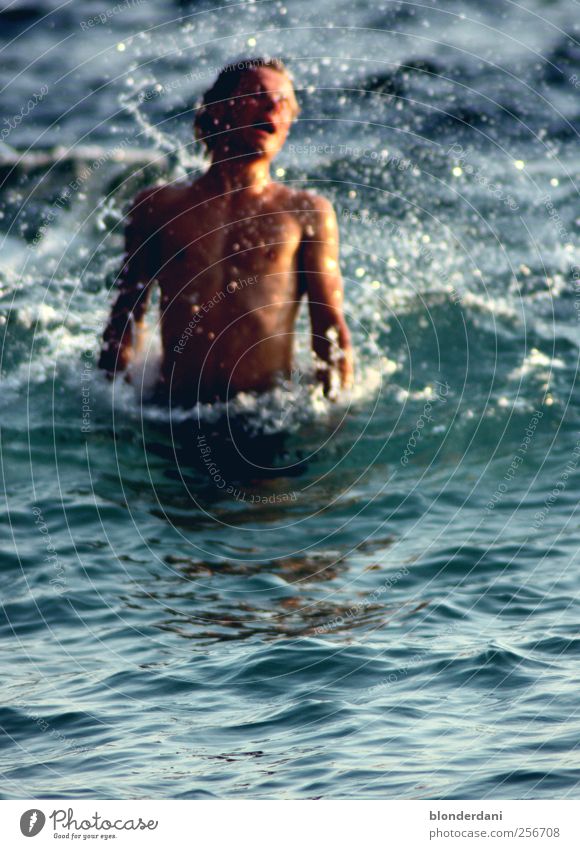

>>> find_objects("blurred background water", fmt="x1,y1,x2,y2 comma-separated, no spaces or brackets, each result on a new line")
1,0,579,799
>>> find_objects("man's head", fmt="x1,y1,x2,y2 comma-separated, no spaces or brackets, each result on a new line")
195,58,299,160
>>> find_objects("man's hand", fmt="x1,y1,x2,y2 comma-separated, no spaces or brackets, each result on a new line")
299,194,353,398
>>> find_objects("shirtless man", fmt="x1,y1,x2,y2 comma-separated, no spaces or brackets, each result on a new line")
98,58,353,406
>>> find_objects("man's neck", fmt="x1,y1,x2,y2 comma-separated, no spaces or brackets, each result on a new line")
206,152,272,193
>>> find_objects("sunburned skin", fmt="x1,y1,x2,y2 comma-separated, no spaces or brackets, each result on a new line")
99,63,353,405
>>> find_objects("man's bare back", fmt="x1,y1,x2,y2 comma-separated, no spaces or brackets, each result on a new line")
99,59,353,405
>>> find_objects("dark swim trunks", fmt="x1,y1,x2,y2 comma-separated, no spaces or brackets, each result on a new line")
174,410,306,483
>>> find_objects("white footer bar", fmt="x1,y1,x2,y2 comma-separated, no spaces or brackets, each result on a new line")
1,799,578,849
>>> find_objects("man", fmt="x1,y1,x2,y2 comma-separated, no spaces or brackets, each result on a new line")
98,57,353,406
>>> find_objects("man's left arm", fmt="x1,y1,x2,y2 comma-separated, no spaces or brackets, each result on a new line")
299,195,353,396
98,189,158,379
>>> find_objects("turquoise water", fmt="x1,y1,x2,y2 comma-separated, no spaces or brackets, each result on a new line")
1,0,580,799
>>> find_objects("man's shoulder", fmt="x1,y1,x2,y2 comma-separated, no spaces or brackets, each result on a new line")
127,181,203,234
130,182,184,216
280,187,338,239
275,187,337,234
280,185,336,215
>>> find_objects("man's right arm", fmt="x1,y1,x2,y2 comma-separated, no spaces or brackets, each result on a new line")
299,194,353,396
98,189,158,378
